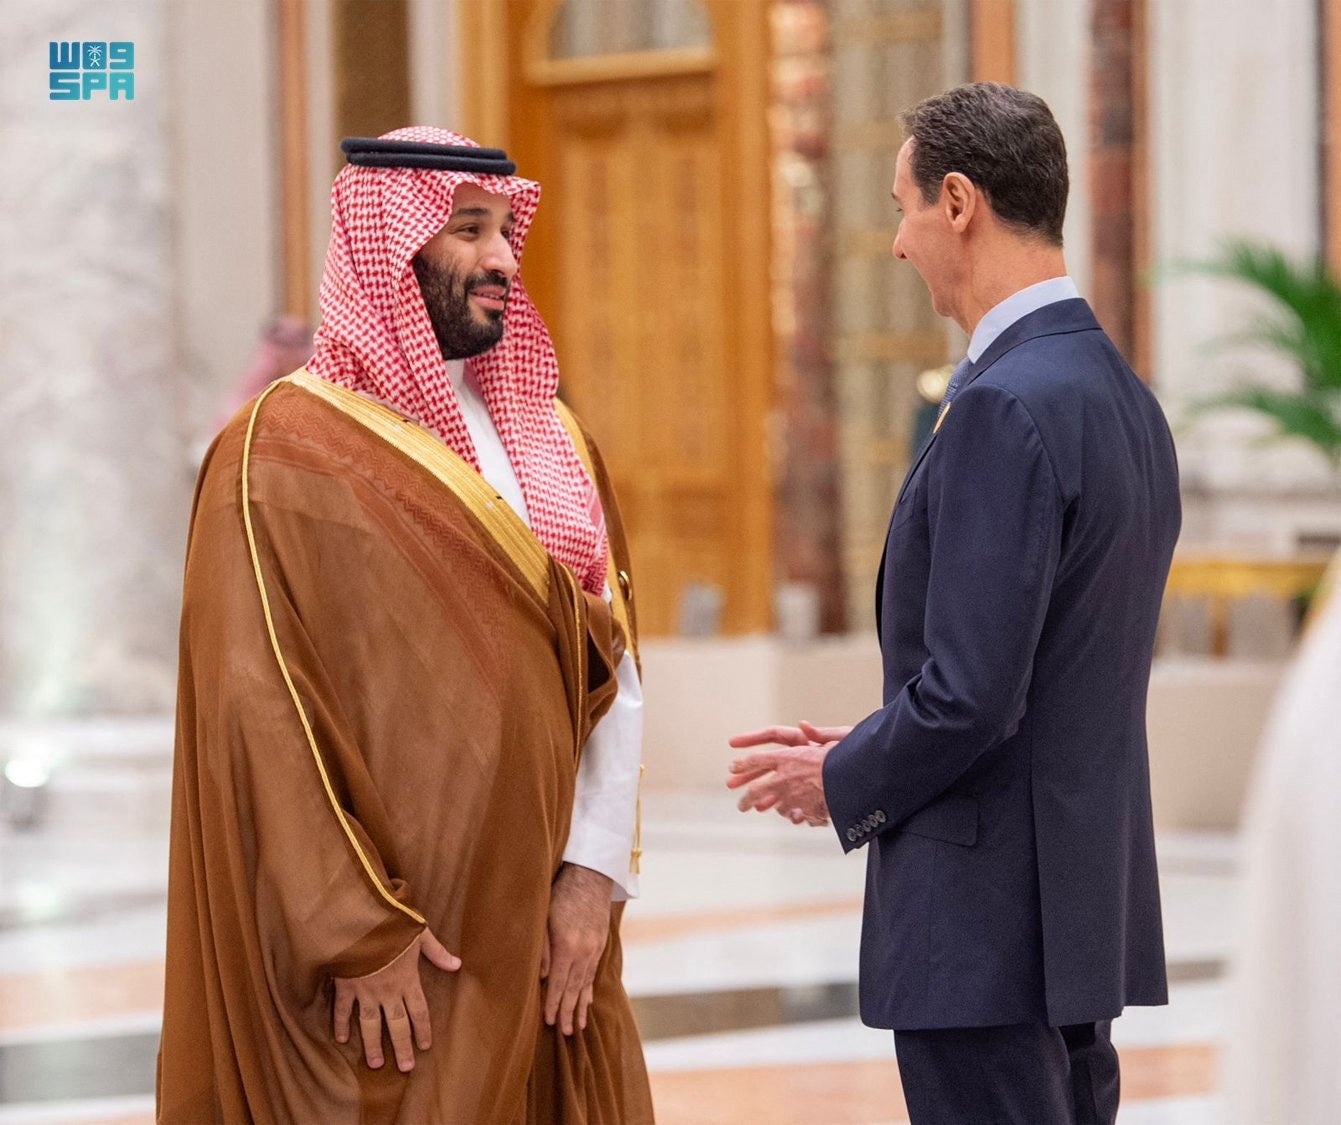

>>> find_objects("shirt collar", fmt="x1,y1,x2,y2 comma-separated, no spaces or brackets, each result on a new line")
966,276,1080,363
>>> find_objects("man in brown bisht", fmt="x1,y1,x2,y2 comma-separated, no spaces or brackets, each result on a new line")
158,129,654,1123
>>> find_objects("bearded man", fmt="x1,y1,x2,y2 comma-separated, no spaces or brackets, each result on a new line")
158,130,653,1123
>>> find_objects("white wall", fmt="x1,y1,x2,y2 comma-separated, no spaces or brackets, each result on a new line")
1015,0,1092,299
640,636,883,791
166,0,278,441
1149,0,1333,500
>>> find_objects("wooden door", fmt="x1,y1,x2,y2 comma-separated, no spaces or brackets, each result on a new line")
487,0,773,636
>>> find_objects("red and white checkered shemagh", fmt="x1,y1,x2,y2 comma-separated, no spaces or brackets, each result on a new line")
307,126,608,595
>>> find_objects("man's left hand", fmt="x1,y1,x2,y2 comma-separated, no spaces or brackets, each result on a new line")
727,721,846,825
542,863,612,1036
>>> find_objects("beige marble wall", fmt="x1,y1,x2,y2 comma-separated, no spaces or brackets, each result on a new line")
0,0,190,717
0,0,281,720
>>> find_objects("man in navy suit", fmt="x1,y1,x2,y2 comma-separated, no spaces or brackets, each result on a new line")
727,83,1180,1124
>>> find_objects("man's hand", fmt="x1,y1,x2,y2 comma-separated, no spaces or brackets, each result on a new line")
727,720,851,826
542,863,612,1036
333,928,460,1072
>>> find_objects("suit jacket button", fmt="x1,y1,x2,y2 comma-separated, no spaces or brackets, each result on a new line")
846,828,858,842
874,810,886,824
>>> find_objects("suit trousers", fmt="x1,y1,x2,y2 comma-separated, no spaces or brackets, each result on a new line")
893,1020,1118,1125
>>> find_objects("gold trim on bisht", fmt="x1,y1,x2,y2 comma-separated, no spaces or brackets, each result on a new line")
285,368,551,600
241,379,427,927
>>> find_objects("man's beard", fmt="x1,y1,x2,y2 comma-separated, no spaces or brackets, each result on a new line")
412,256,509,361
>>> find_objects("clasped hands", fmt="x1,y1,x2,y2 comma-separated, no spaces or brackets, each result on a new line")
726,720,852,827
332,862,612,1072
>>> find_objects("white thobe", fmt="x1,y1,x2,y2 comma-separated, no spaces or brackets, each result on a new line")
448,360,642,900
1225,554,1341,1122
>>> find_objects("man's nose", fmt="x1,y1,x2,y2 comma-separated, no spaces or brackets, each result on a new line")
891,229,907,261
483,233,519,279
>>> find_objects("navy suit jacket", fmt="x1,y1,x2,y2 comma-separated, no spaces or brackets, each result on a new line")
822,298,1181,1030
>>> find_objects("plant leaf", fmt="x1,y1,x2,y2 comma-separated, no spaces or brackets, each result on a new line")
1211,388,1341,462
1176,241,1341,395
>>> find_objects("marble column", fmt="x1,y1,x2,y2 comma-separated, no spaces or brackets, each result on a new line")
1087,0,1141,366
0,0,189,717
828,0,948,629
771,0,845,634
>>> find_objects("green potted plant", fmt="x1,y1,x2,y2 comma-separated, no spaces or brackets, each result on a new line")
1183,240,1341,465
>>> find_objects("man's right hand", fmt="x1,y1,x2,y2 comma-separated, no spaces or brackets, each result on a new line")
332,927,461,1072
727,720,853,826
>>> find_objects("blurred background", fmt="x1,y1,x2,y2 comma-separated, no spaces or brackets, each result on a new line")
1,0,1338,1121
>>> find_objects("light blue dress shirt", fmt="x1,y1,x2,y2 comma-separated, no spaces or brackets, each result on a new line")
966,276,1080,363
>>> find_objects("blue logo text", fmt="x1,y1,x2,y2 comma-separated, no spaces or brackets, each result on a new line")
49,41,135,101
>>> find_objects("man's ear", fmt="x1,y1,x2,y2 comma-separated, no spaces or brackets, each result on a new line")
941,172,976,232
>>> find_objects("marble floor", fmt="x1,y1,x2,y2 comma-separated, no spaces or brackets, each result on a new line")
0,776,1235,1123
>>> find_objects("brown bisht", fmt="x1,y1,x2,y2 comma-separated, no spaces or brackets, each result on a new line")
158,372,653,1123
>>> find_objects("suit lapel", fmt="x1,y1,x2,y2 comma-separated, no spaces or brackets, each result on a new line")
871,299,1103,640
895,409,947,506
876,414,948,642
